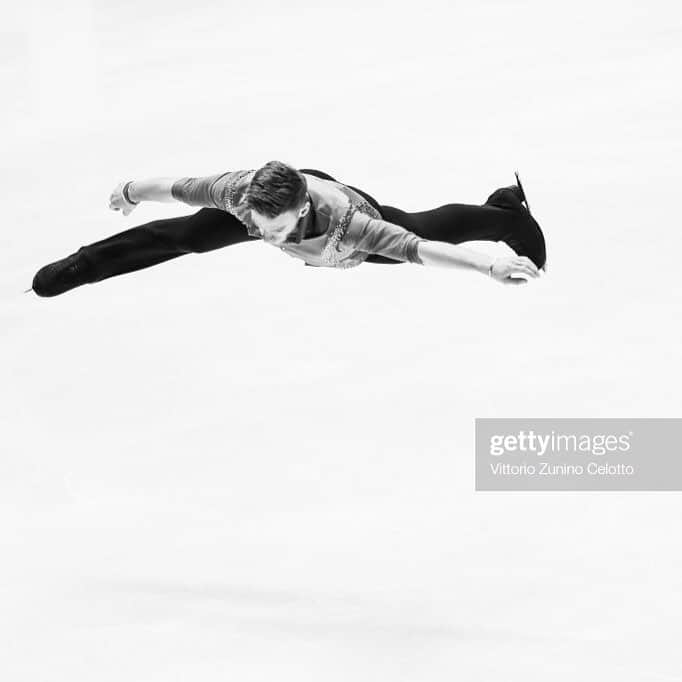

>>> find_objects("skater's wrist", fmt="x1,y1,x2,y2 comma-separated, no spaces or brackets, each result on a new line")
470,252,496,276
123,181,139,205
119,177,182,204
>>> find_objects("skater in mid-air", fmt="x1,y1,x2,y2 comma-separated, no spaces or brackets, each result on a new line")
29,161,547,296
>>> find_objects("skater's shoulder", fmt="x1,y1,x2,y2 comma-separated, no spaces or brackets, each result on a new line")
209,168,257,211
303,174,351,214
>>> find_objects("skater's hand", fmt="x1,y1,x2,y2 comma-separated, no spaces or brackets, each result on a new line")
109,182,138,216
490,256,540,285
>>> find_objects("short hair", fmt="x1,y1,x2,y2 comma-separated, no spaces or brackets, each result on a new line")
245,160,308,218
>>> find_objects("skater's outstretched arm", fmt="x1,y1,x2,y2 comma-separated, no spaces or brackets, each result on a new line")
348,214,540,284
109,173,230,215
417,241,539,283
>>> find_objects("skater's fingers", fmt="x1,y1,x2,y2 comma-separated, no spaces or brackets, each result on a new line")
511,256,530,268
514,256,538,272
519,264,539,278
509,260,537,278
503,276,527,285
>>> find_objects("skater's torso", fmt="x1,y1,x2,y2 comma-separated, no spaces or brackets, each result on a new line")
217,170,384,268
171,170,423,267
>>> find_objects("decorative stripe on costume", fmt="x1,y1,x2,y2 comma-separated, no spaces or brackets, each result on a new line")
222,169,255,212
320,203,365,268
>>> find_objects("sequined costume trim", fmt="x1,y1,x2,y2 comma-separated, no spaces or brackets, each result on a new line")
329,187,382,267
220,169,263,237
320,203,366,269
336,185,382,222
222,169,255,212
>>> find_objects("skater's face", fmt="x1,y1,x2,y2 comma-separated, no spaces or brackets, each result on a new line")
251,200,311,246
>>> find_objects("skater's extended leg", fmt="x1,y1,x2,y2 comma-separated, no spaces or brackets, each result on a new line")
32,208,258,297
84,208,258,280
363,187,546,269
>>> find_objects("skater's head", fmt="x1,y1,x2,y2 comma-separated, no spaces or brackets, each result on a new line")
246,160,310,245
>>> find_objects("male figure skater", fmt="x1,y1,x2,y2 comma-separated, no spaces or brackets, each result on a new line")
30,161,545,296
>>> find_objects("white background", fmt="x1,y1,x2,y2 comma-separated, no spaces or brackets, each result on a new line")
2,0,682,679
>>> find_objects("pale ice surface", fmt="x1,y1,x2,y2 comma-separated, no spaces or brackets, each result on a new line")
2,0,682,680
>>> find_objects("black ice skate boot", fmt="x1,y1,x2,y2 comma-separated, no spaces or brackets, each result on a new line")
30,248,94,297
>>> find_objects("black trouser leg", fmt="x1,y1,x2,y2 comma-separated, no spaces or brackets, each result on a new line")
78,208,258,283
378,194,546,268
333,175,546,268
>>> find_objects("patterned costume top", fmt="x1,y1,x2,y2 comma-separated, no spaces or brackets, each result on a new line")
171,169,424,268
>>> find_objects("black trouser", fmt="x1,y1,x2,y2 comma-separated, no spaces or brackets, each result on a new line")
71,168,546,284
